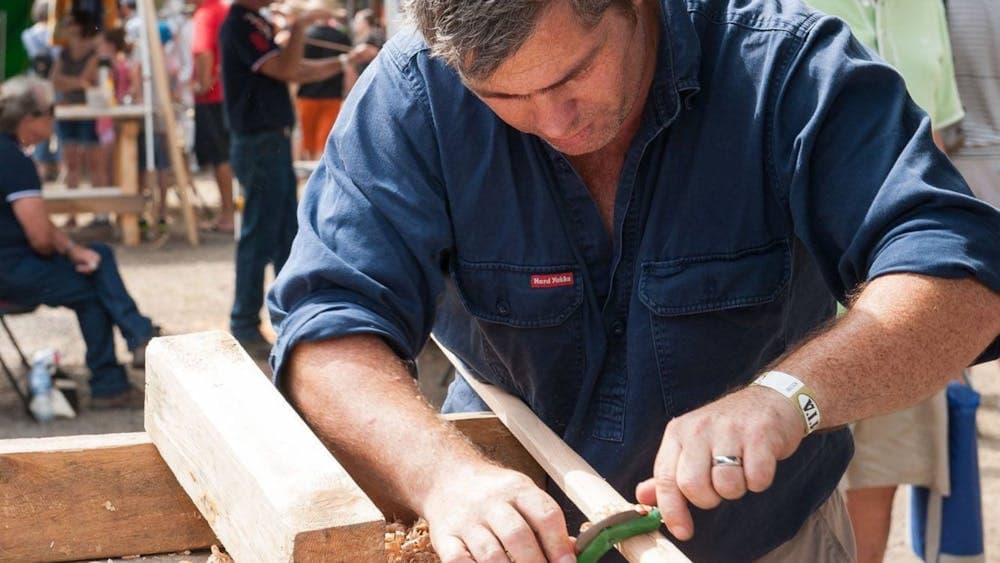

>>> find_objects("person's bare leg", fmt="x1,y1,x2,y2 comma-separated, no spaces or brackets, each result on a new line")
103,143,115,187
62,143,83,227
846,486,896,563
214,162,235,230
156,169,170,224
85,144,109,187
63,143,82,189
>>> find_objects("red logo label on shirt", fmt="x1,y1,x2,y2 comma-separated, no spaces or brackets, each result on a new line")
530,272,574,289
250,31,271,53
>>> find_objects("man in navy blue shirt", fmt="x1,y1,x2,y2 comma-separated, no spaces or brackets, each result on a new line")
0,76,154,409
219,0,370,357
268,0,1000,560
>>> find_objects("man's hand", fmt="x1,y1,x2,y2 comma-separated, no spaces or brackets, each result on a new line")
276,4,334,28
348,43,380,65
635,386,803,541
298,8,335,25
420,461,576,563
68,245,101,274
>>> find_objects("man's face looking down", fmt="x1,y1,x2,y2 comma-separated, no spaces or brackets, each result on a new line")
465,0,653,156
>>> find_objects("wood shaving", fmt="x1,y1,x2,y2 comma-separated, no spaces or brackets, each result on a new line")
206,545,235,563
385,518,440,562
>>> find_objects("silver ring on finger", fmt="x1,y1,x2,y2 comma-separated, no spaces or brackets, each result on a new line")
712,455,743,468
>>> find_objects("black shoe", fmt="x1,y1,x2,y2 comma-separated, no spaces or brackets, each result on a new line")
132,325,163,369
90,386,145,410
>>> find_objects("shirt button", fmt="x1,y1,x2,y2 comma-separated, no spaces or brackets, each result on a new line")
496,298,511,316
611,320,625,337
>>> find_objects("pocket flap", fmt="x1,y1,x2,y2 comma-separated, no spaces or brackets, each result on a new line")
639,240,790,316
453,261,584,328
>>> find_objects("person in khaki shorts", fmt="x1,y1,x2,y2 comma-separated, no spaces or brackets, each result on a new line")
805,1,965,561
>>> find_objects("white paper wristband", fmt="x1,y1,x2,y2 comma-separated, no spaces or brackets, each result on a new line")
752,370,822,435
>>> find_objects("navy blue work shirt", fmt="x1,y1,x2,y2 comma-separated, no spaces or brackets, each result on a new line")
269,0,1000,559
0,134,41,256
219,4,295,134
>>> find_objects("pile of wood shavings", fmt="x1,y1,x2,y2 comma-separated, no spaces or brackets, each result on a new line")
205,545,235,563
385,518,440,562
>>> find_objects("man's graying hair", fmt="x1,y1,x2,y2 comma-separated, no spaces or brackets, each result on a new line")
404,0,633,81
0,76,51,135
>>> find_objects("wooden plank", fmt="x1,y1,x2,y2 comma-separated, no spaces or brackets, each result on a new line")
49,107,144,245
43,188,146,215
144,331,385,563
0,414,536,562
54,103,150,120
44,187,129,198
445,412,546,487
0,432,216,562
117,120,142,245
43,197,145,214
437,345,690,563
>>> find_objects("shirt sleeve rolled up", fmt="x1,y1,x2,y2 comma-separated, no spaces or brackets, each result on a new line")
267,47,452,383
771,15,1000,360
772,15,1000,299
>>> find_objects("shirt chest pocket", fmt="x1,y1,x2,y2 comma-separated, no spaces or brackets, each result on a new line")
638,240,791,415
452,260,585,406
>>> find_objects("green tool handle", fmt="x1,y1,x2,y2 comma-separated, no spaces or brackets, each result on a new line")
577,508,664,563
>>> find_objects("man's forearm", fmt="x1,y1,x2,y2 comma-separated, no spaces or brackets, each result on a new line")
285,334,489,516
193,52,213,93
292,57,343,84
777,273,1000,428
274,21,309,75
641,273,999,539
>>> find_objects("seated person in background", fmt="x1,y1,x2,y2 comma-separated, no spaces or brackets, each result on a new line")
0,75,155,409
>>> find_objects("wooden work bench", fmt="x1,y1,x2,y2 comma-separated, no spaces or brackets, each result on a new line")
49,104,149,246
0,332,545,562
0,331,688,562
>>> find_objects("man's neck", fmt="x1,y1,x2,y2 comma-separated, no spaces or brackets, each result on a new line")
572,0,661,169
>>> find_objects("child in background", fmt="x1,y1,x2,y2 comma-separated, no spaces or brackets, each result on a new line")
87,27,134,201
103,28,134,103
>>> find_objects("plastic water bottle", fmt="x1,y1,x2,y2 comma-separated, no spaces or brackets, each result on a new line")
28,350,56,422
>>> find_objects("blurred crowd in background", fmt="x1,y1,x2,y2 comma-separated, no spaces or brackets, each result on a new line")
5,0,385,235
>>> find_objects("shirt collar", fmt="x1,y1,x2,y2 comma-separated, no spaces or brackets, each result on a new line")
648,0,702,125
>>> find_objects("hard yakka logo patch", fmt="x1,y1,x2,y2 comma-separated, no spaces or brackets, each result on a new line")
530,272,574,289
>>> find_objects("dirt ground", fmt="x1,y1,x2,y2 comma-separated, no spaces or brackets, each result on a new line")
0,174,997,562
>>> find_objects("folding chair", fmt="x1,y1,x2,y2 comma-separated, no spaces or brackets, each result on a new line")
0,300,37,413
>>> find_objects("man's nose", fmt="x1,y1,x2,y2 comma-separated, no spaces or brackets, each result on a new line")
534,94,578,140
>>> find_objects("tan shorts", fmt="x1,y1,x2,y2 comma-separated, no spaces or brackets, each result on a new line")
952,155,1000,208
756,489,856,562
844,389,950,494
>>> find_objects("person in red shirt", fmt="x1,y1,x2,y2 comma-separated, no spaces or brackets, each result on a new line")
191,0,234,233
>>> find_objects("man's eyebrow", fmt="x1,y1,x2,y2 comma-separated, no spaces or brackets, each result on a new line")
472,39,604,100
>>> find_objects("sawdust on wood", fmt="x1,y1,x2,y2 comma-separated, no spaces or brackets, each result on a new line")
385,518,440,562
206,545,234,563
